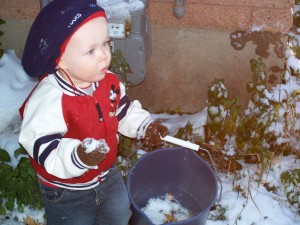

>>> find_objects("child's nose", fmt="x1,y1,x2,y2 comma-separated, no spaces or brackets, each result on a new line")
98,48,108,61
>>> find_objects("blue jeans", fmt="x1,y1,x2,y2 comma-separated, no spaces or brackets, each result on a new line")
39,165,132,225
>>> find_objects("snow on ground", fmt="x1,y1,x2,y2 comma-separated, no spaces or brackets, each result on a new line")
96,0,145,19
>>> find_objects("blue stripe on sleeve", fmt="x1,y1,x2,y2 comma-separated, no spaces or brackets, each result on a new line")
71,150,86,169
33,133,63,164
39,140,60,166
117,95,130,121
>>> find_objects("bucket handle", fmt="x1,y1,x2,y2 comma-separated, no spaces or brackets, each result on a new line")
161,135,223,202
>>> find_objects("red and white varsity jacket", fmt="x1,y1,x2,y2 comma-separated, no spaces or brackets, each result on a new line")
19,71,152,190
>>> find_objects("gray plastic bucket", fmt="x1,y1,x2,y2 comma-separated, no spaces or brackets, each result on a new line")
126,147,218,225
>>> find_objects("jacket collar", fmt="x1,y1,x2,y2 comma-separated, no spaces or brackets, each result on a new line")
53,71,99,96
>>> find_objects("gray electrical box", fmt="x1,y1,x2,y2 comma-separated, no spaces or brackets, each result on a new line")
104,0,151,86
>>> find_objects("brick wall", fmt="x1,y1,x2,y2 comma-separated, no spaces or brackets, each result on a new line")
0,0,39,19
0,1,294,33
149,0,294,33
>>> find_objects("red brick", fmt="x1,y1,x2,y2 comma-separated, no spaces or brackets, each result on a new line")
149,2,252,30
151,0,294,8
252,8,293,32
187,4,251,29
249,0,294,8
0,0,39,19
186,0,256,6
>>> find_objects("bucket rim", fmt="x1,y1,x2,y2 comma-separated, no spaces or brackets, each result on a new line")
126,147,218,225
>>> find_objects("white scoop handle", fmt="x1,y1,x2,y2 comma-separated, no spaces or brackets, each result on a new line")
160,135,199,151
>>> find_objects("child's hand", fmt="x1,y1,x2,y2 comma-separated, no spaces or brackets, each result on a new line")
76,138,110,167
143,122,169,149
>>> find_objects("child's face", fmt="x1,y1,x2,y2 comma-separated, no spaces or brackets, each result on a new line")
58,17,111,87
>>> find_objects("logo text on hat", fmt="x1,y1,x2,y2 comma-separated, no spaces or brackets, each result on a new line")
68,13,82,28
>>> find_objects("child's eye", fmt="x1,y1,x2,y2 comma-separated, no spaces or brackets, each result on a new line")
103,40,110,47
87,49,95,55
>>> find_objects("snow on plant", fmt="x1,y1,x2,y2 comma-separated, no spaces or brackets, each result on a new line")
206,55,299,156
206,79,240,144
205,4,300,212
281,169,300,209
205,56,300,209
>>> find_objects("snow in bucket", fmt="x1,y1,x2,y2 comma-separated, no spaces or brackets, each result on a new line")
141,193,192,224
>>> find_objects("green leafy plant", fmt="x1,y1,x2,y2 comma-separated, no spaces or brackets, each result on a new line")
0,149,13,215
206,79,241,143
236,58,280,155
204,57,300,185
0,18,5,58
117,134,140,179
205,58,283,157
109,50,132,87
280,169,300,210
294,1,300,30
0,146,43,215
174,122,194,140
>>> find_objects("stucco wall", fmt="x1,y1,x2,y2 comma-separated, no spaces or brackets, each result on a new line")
0,0,294,113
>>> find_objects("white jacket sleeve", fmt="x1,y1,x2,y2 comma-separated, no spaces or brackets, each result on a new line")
117,82,153,139
19,80,89,179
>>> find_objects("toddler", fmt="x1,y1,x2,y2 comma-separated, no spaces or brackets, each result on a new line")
19,1,168,224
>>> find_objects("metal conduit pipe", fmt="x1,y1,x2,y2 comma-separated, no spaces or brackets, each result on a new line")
173,0,185,19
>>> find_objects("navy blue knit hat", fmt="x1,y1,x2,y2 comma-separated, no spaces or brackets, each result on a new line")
22,0,106,77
